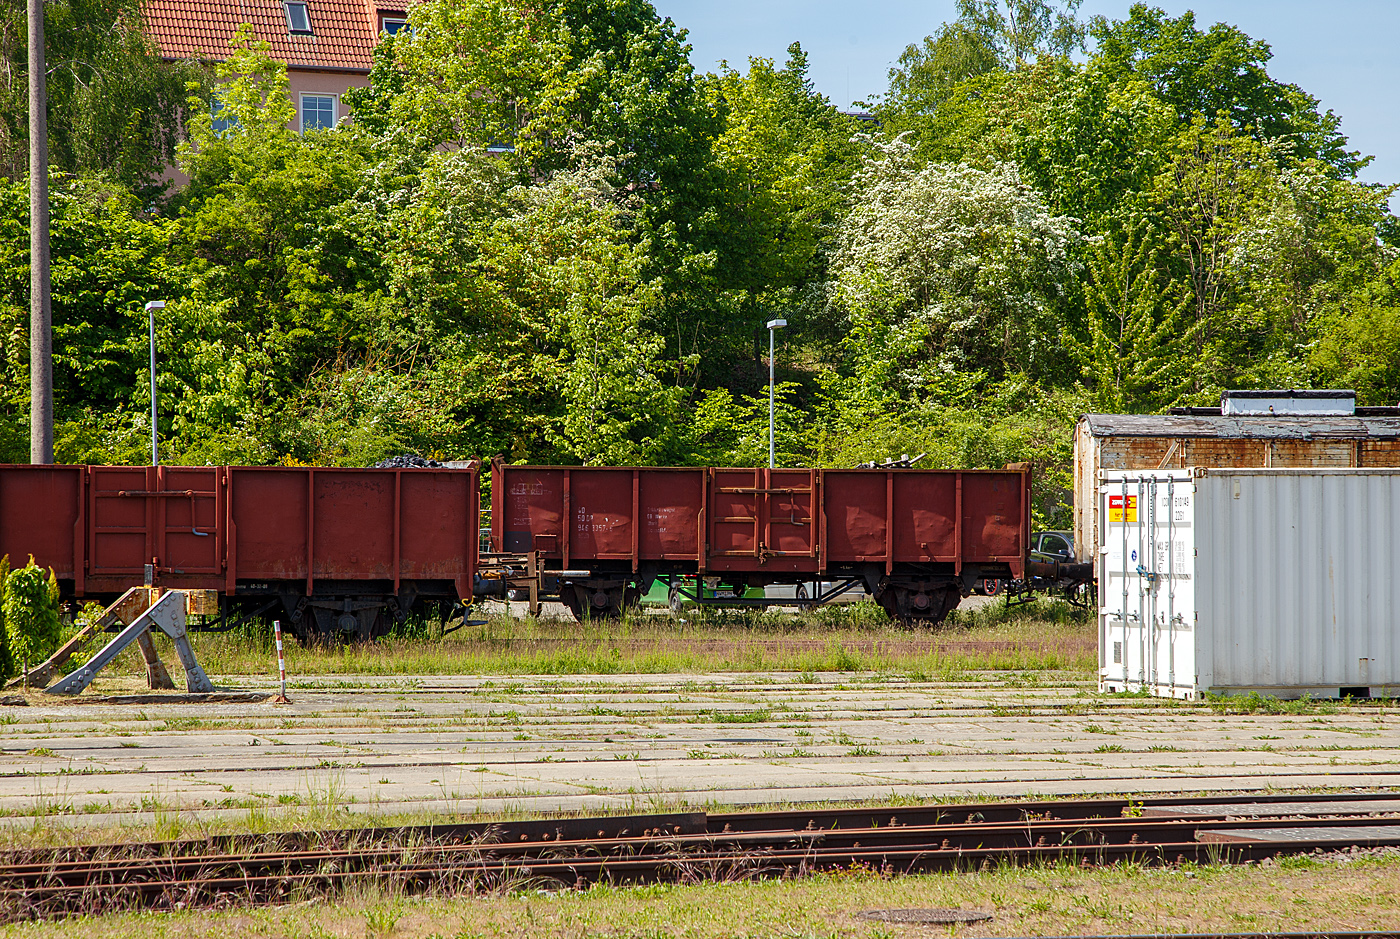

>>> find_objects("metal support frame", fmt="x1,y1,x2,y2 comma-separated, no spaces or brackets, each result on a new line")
671,576,863,610
46,590,214,696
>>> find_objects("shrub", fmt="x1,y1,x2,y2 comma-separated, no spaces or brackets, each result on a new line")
0,555,12,681
3,556,62,677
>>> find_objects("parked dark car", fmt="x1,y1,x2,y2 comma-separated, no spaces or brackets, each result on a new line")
1030,530,1074,564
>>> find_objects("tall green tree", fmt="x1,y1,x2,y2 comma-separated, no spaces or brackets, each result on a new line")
163,28,380,462
956,0,1086,65
1089,4,1362,177
1310,259,1400,406
0,0,203,191
348,0,727,371
700,44,863,363
1014,64,1177,223
1070,221,1195,411
875,0,1083,164
831,136,1083,388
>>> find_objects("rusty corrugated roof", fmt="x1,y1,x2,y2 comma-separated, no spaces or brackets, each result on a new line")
143,0,379,70
1081,414,1400,440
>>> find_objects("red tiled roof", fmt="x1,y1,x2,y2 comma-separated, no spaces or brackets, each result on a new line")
143,0,382,71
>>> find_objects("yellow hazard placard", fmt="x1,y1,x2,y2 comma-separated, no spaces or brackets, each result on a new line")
1108,494,1137,523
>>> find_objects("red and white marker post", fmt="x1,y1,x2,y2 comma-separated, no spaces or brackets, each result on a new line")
272,619,290,704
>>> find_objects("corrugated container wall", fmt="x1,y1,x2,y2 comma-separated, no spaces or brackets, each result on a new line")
1099,468,1400,700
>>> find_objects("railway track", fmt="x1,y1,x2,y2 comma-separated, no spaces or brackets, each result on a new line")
3,792,1399,922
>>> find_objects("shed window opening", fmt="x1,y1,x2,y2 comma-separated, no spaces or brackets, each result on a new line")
301,94,337,132
285,0,312,34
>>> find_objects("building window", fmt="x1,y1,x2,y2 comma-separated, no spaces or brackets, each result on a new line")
379,14,408,34
301,94,337,132
285,0,312,34
211,95,238,134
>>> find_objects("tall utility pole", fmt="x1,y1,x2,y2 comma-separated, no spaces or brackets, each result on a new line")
28,0,53,464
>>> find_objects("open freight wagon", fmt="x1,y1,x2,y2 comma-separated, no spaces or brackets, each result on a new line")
0,463,479,641
491,462,1032,623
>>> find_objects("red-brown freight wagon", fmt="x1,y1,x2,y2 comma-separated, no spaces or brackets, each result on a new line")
491,462,1031,623
0,464,479,641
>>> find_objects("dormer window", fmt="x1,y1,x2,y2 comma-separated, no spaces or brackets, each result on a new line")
284,0,312,34
379,14,407,34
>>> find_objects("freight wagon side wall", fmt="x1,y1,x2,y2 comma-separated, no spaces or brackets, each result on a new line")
493,465,705,568
231,467,477,601
495,465,1030,579
0,465,83,586
1196,470,1400,695
821,470,1026,570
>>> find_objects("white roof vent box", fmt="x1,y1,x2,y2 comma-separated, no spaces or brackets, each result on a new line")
1221,389,1356,417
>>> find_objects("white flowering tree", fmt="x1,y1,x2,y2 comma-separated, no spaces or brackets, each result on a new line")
831,135,1083,398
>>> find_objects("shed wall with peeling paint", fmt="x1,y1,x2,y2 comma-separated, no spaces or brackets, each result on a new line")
1073,414,1400,578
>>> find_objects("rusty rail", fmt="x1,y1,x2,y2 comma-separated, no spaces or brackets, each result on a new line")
3,793,1400,922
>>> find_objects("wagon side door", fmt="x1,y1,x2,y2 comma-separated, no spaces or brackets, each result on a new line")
707,468,816,567
89,465,222,585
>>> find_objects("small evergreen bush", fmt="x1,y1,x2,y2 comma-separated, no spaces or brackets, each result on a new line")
0,555,13,681
3,556,61,679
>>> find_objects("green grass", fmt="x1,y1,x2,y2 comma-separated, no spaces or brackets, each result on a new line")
86,600,1094,680
6,849,1400,937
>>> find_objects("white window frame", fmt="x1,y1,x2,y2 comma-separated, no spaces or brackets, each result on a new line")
380,14,408,34
300,93,338,133
284,0,312,34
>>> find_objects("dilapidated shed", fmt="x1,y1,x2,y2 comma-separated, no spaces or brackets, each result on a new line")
1073,390,1400,575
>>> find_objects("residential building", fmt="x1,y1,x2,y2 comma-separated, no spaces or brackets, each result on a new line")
143,0,407,134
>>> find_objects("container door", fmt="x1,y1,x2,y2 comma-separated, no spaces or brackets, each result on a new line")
708,469,816,563
1099,471,1196,699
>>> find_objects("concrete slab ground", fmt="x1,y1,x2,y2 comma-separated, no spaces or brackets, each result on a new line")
1,671,1397,832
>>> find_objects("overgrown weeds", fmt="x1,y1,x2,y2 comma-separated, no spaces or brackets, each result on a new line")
81,602,1095,679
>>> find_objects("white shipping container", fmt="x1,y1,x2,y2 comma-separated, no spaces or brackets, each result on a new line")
1099,467,1400,699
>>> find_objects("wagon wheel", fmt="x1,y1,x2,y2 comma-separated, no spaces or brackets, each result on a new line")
878,586,960,627
877,588,904,623
562,584,630,621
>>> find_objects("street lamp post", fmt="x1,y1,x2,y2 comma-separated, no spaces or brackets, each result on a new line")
765,318,786,469
145,301,165,465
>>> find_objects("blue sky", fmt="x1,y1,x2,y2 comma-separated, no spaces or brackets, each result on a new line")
652,1,1399,195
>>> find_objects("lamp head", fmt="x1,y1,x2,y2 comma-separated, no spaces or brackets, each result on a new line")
145,300,166,312
766,318,787,330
